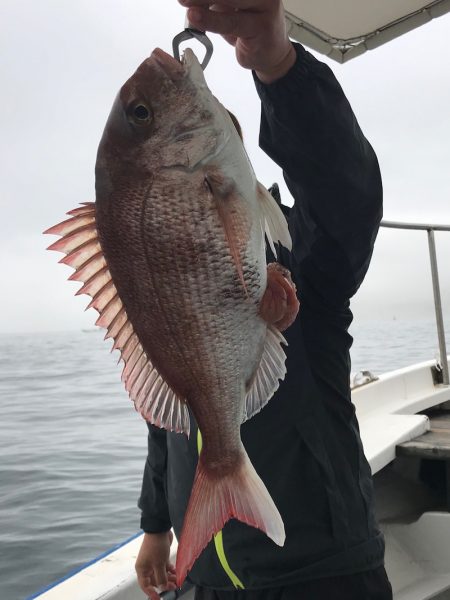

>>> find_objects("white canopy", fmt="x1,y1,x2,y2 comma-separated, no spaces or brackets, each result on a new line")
284,0,450,62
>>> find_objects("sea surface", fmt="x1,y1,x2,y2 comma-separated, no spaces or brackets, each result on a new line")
0,318,449,600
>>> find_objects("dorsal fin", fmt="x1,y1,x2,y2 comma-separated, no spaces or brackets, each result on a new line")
44,203,190,436
243,325,288,422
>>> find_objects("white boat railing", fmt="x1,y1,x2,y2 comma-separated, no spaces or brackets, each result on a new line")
380,220,450,385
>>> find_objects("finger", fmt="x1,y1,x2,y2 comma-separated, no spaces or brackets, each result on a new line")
136,571,156,589
222,34,238,46
164,582,178,591
137,575,160,600
185,6,261,38
206,8,237,45
260,264,299,331
167,571,177,581
147,589,161,600
165,563,177,588
210,3,235,12
259,283,287,325
274,304,299,331
153,564,168,589
273,280,299,331
167,563,176,574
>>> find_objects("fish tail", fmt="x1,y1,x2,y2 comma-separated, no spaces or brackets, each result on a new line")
175,451,285,587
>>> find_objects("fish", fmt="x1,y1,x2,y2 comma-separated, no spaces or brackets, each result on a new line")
45,47,299,586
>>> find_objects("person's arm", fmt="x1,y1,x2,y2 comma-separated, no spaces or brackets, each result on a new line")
254,43,382,306
179,0,382,306
138,424,171,533
135,424,176,600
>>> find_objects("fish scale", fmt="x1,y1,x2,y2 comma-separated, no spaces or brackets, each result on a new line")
137,182,245,401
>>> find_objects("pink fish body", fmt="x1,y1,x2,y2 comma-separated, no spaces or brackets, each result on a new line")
46,48,295,586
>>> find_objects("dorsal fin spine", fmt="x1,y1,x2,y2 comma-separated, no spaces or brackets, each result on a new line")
124,348,144,386
122,344,143,384
133,364,154,401
67,205,95,217
150,377,166,420
105,307,127,339
137,370,158,410
47,223,98,254
95,295,122,327
108,316,128,352
60,241,100,266
112,322,133,351
120,334,139,364
44,215,95,237
87,282,116,312
88,278,115,306
127,353,148,392
75,267,110,296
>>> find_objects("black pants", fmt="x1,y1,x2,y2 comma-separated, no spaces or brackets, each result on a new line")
194,566,393,600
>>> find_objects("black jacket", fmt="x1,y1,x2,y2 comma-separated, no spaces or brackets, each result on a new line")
138,43,384,590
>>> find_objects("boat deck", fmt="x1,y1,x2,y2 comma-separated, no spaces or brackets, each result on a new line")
397,410,450,512
397,411,450,460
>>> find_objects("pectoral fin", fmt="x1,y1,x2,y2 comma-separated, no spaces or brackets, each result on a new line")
257,181,292,253
205,173,249,296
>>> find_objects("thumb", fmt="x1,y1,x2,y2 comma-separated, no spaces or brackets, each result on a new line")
153,563,168,589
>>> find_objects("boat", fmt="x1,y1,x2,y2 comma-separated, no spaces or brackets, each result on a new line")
283,0,450,63
28,227,450,598
28,363,450,598
29,2,450,597
27,351,450,599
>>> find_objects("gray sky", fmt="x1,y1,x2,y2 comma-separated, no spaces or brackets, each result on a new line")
1,1,449,333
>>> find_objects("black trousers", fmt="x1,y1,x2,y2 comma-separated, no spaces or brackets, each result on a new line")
194,566,393,600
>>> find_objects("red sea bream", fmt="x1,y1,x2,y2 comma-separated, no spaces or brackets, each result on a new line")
45,47,298,586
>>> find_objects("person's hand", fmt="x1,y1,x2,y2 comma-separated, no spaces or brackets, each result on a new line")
259,263,299,331
178,0,296,83
135,531,177,600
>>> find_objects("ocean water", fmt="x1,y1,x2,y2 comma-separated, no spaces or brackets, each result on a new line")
0,318,448,600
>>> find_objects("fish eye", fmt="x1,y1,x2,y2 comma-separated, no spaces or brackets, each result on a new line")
128,102,152,126
134,105,149,120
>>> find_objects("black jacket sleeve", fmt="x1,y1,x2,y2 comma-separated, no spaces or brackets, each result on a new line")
254,43,383,309
138,423,172,533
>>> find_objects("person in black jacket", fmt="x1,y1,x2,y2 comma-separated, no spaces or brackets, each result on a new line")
135,1,391,599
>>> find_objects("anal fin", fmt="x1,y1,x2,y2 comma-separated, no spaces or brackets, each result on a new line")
243,325,287,422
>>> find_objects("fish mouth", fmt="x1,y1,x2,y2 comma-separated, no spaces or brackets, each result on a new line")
180,48,197,68
151,48,186,79
151,47,201,80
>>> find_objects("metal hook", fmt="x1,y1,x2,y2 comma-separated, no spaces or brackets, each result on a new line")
172,27,214,70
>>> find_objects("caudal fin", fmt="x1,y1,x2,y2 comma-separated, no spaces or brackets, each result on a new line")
175,451,285,587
